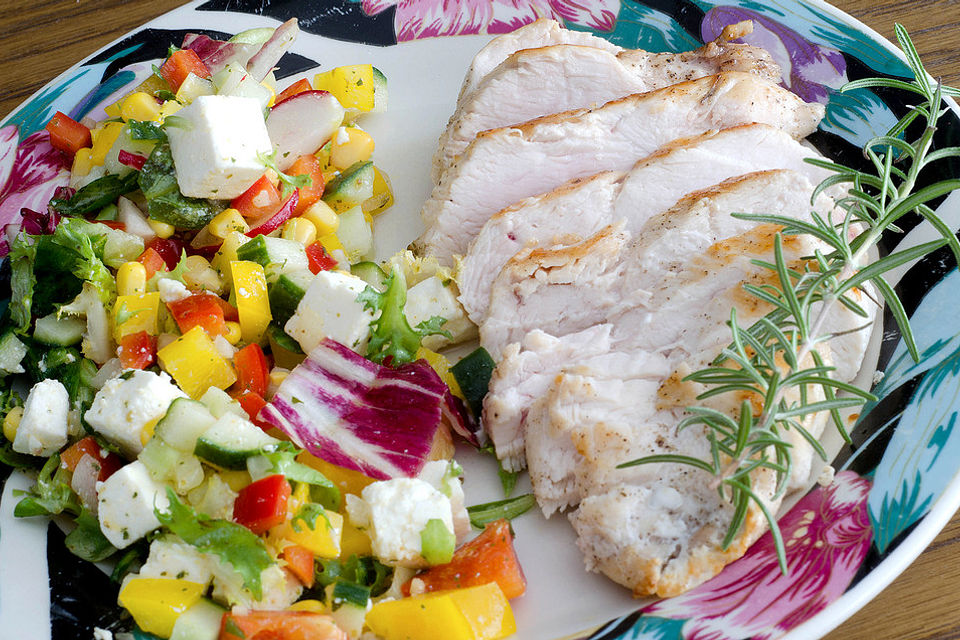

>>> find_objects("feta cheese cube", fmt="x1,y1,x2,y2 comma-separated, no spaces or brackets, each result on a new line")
346,477,455,568
166,95,272,199
403,276,475,349
132,535,216,586
157,278,191,304
417,460,470,541
85,370,187,457
284,270,375,353
12,379,70,457
97,460,170,548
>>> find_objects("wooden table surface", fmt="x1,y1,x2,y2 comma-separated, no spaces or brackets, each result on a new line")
2,0,960,638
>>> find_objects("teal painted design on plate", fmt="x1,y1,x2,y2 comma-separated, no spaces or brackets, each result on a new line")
821,86,899,148
866,269,960,552
2,69,93,140
569,3,699,53
613,616,686,639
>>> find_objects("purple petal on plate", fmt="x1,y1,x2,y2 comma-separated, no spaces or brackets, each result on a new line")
0,129,70,232
361,0,396,17
547,0,619,32
642,471,872,639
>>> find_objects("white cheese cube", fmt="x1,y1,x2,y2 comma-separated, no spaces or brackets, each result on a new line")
403,276,475,349
85,370,187,457
132,535,216,586
346,477,455,568
417,460,470,541
13,379,70,457
284,270,375,354
157,278,191,304
97,460,170,549
166,95,272,199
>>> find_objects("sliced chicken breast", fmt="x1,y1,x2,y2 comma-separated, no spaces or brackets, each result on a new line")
433,35,778,180
417,72,825,265
458,123,837,325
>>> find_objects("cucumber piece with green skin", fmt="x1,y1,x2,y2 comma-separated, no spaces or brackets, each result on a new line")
323,161,374,212
154,397,217,452
267,323,306,370
0,332,27,375
371,67,387,114
337,205,373,263
199,387,247,419
237,235,309,280
170,597,227,640
194,413,279,470
268,269,314,327
33,313,85,347
350,261,387,291
450,347,497,418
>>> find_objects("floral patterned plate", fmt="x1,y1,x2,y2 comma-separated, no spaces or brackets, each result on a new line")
1,1,959,639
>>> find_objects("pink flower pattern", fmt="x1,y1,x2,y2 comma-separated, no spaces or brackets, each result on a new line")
361,0,618,41
642,471,873,639
0,125,69,233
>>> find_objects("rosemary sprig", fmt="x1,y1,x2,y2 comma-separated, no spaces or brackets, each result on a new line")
618,24,960,572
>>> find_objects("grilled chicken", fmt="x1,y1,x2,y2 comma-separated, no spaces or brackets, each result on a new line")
416,72,825,265
458,123,837,326
432,33,779,180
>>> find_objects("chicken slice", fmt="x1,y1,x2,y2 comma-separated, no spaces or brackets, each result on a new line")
433,34,779,180
458,123,837,325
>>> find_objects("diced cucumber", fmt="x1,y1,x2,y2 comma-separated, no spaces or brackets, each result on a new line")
450,347,497,418
104,125,160,177
170,597,226,640
237,235,309,282
213,62,272,112
84,224,145,268
199,387,247,419
337,205,373,263
194,413,279,470
269,270,314,327
323,161,374,213
176,73,216,104
267,323,306,370
154,397,217,452
32,313,85,347
350,261,387,291
327,582,370,637
228,27,275,44
139,436,183,479
371,66,387,114
0,332,27,375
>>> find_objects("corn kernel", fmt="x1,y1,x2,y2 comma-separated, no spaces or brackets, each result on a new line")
120,92,162,123
269,368,289,388
301,201,339,236
3,406,23,443
117,262,147,296
224,321,242,345
71,148,94,177
330,128,375,170
209,208,249,239
147,218,176,239
288,600,327,613
281,217,317,246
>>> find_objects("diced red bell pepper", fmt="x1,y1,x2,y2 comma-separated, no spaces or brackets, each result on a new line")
232,174,282,221
281,544,316,588
159,48,212,92
287,155,326,215
305,242,337,274
167,293,228,337
275,78,313,106
233,343,269,397
402,518,526,599
219,611,347,640
146,236,184,272
137,247,168,280
60,436,123,481
245,191,298,237
117,149,147,171
211,295,240,322
233,390,272,431
45,111,91,156
117,331,157,370
234,474,291,535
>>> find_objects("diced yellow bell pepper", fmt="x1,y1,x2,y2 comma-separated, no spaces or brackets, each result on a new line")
157,326,237,398
339,516,373,558
286,509,343,558
113,292,161,341
230,261,272,344
416,347,466,401
212,231,252,276
90,122,125,165
158,99,183,120
330,128,375,170
296,453,375,497
301,200,339,237
288,599,328,613
363,166,394,217
317,233,345,258
120,91,163,123
104,100,123,118
366,583,516,640
118,578,205,638
313,64,375,112
72,148,94,177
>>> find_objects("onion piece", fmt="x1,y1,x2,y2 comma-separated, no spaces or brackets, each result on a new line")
71,453,101,514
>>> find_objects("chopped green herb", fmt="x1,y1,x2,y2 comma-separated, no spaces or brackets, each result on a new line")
466,494,536,529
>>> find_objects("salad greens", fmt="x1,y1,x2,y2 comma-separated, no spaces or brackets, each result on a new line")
138,142,224,229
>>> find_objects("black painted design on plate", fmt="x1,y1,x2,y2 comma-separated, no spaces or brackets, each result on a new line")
197,0,399,47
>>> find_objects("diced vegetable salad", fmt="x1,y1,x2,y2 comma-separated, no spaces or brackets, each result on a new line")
0,20,527,640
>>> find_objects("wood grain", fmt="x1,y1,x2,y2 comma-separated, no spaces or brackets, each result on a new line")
1,1,959,639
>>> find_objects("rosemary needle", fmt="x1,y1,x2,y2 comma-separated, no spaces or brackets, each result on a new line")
618,24,960,573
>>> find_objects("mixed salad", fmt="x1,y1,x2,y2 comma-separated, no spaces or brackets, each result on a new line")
0,20,529,640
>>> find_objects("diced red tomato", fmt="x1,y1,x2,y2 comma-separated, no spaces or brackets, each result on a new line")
245,191,298,237
60,436,123,481
305,242,337,274
234,474,291,535
233,343,269,396
402,519,526,599
219,611,347,640
287,155,326,215
281,544,316,588
159,48,212,92
232,174,282,221
233,390,272,431
146,236,184,271
137,247,168,280
167,293,228,337
117,331,157,370
45,111,91,156
275,78,313,105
